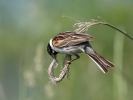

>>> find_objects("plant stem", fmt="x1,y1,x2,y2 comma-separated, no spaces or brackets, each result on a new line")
113,31,128,100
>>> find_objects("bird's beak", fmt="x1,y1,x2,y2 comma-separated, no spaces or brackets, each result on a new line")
51,53,57,61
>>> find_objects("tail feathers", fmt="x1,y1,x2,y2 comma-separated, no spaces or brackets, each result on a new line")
85,47,114,73
89,52,114,73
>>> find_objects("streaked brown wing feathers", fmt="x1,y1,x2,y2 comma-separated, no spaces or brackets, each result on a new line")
52,31,93,47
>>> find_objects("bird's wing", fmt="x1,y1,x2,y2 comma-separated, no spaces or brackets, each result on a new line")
52,31,94,47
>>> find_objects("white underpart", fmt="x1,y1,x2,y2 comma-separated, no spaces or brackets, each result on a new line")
88,55,106,73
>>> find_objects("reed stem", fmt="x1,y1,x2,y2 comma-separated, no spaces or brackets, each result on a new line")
113,31,128,100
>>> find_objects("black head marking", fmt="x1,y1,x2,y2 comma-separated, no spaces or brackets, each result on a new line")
47,43,58,59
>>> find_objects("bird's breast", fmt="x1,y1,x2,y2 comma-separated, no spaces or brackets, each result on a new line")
53,46,83,55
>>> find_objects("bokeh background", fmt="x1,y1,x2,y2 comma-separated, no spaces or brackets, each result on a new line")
0,0,133,100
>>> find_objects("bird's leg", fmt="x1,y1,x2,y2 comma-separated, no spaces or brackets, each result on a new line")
66,54,80,64
65,55,72,64
65,55,71,78
64,54,80,78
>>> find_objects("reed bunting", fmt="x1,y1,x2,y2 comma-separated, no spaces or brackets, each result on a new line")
47,31,114,73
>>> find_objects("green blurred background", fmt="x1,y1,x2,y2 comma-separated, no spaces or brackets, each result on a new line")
0,0,133,100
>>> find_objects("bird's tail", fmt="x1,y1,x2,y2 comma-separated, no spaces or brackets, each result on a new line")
84,46,114,73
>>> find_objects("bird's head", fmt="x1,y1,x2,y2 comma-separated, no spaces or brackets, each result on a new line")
47,43,58,60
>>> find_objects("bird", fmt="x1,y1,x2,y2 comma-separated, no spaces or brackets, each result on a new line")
47,31,114,73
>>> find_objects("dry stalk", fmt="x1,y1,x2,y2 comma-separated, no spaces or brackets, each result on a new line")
74,20,133,40
48,56,71,84
63,13,133,40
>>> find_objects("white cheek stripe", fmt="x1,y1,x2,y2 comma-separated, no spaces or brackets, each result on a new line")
49,39,54,49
